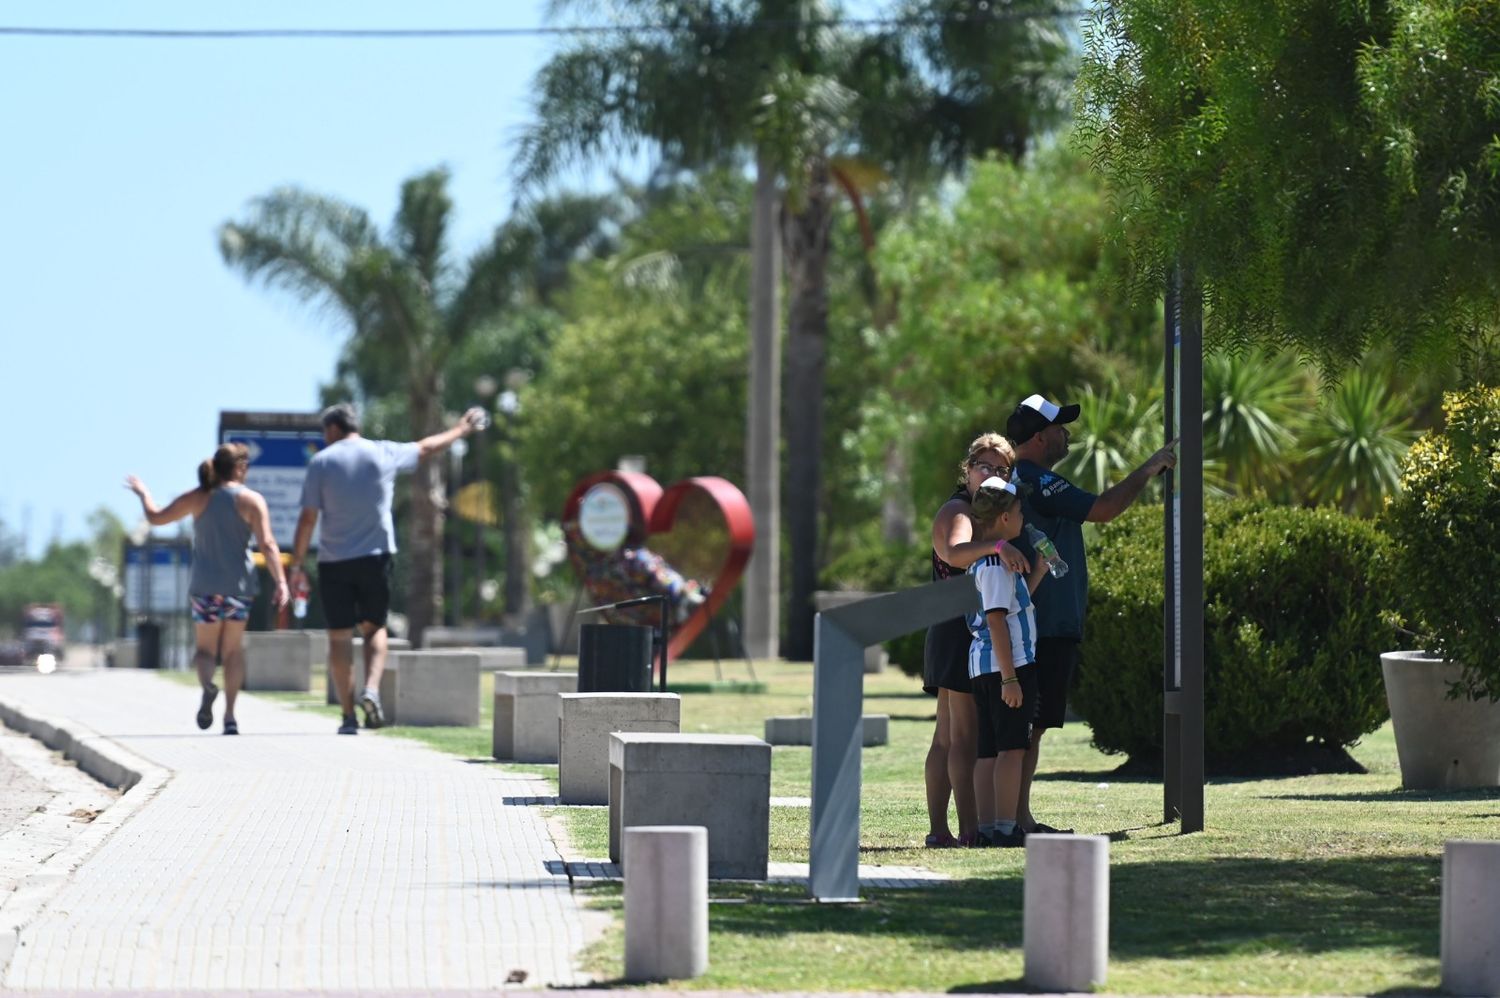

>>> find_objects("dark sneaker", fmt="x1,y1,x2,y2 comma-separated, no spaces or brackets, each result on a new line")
223,720,239,736
1029,822,1074,835
990,827,1027,848
359,689,385,730
338,715,359,735
196,684,218,730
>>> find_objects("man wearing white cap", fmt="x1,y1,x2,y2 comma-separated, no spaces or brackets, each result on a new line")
1006,393,1178,833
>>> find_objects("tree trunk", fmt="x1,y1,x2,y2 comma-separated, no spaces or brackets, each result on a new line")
743,150,782,660
881,445,914,544
405,375,446,646
499,433,531,620
780,157,833,661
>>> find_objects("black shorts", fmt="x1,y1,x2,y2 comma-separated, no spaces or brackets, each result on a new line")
973,668,1039,757
318,554,392,631
922,617,972,696
1032,636,1080,730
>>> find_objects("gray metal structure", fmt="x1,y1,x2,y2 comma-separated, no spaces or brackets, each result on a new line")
1162,276,1205,832
810,575,979,901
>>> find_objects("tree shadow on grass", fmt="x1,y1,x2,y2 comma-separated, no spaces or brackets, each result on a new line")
704,855,1439,971
1267,788,1500,803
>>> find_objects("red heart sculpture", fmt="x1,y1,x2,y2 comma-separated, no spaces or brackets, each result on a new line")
562,471,754,668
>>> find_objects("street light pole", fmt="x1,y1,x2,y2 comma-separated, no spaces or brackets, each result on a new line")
473,374,498,621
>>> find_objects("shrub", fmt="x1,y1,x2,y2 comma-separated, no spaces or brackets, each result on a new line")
1076,500,1395,762
820,542,929,678
1382,387,1500,701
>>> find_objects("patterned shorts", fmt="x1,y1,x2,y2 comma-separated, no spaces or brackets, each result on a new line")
190,594,251,624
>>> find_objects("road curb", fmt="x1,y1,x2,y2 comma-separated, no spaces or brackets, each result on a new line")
0,694,171,973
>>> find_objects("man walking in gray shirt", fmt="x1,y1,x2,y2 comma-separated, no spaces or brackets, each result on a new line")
291,403,484,734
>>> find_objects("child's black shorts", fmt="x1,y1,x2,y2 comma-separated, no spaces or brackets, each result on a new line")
973,667,1039,757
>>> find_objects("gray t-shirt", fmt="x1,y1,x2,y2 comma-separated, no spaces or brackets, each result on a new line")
299,437,420,563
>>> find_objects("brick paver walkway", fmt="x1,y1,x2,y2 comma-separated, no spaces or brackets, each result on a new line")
0,670,602,990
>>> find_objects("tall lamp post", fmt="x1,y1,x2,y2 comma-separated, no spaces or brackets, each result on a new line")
498,369,530,619
447,436,467,625
473,374,498,620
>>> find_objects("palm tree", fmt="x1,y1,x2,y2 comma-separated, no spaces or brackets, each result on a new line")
219,168,518,643
518,0,1073,658
1301,367,1416,515
1201,347,1307,496
1055,379,1163,496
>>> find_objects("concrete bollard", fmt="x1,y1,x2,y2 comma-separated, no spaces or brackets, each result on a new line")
1023,834,1109,992
624,825,708,982
1442,839,1500,996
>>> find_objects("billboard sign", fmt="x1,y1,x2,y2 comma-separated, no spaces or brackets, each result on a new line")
219,411,324,550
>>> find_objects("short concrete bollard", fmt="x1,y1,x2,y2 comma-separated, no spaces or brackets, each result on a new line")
610,733,771,879
557,693,680,805
1024,834,1109,992
493,670,576,763
1442,839,1500,996
624,825,708,982
242,632,315,692
324,637,411,705
764,714,888,747
385,650,481,726
109,639,139,669
421,625,503,649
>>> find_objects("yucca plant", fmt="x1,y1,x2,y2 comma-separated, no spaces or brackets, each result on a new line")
1201,348,1307,496
1301,368,1416,515
1055,379,1164,496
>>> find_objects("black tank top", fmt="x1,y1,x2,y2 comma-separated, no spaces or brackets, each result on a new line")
930,485,972,581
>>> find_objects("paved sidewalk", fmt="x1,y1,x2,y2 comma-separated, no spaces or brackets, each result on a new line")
0,670,604,991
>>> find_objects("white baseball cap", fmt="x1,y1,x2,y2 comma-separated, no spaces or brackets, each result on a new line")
1008,393,1081,442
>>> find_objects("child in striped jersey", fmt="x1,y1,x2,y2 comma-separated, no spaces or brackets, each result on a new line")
966,477,1052,847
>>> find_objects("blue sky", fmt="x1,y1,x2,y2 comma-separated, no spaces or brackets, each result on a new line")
0,2,582,555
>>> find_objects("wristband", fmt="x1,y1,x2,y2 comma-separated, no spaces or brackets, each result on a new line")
994,539,1009,555
1001,675,1019,685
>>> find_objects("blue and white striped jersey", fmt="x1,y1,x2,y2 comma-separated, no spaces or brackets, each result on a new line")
967,553,1037,679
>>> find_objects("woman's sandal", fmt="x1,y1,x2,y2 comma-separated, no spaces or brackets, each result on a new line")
924,832,960,848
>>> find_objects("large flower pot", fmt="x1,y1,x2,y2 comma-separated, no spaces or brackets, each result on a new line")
1381,650,1500,789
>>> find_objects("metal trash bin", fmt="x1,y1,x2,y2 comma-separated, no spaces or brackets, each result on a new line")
136,621,162,670
577,623,653,693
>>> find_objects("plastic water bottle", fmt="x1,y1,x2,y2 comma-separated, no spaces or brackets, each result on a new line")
1025,524,1069,578
293,573,310,619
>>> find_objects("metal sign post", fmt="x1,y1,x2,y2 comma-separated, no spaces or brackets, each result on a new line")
1163,270,1205,833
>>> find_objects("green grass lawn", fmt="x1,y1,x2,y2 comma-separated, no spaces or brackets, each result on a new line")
164,657,1499,993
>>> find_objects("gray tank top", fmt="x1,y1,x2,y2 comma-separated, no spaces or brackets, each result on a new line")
189,485,258,598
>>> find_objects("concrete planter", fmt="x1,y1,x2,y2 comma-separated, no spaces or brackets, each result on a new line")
1381,650,1500,789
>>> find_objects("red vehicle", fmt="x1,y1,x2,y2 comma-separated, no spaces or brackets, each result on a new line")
21,603,65,664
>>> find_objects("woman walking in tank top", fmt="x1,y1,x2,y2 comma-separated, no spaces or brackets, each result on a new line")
126,444,289,734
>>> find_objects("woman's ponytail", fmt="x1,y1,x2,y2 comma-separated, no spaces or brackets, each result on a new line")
198,459,216,490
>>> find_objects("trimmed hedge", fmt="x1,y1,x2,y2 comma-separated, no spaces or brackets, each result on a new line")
820,542,930,678
1076,500,1395,762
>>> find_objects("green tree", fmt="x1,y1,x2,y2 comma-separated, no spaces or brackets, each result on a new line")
1076,0,1500,367
1201,347,1306,496
518,0,1073,657
219,169,518,642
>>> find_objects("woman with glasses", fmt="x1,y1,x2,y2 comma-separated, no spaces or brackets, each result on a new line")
922,433,1030,847
125,443,289,734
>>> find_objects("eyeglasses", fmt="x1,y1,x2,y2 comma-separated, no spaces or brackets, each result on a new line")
969,461,1009,478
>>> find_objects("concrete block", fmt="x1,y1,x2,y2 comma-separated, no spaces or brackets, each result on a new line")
241,632,315,692
1442,839,1500,996
609,733,771,880
764,714,888,747
1024,834,1109,992
109,639,138,669
324,636,411,705
624,825,709,981
387,650,481,727
558,693,680,805
421,626,502,649
493,670,577,762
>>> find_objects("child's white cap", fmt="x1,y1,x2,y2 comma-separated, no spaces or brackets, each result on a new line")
979,476,1018,495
